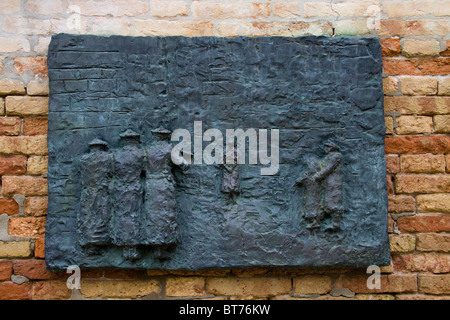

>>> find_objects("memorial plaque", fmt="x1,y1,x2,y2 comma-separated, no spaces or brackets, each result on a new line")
46,34,390,270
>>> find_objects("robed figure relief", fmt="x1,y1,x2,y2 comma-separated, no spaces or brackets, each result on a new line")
295,141,343,231
79,138,113,247
112,129,145,261
143,128,187,260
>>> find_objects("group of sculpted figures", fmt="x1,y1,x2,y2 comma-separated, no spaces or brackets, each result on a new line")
78,128,343,261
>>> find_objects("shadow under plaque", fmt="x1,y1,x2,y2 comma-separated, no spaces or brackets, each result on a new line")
45,34,390,271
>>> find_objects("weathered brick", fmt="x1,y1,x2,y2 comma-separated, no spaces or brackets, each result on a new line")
332,1,380,17
91,18,131,36
34,237,45,258
380,38,401,57
397,214,450,232
80,280,161,299
22,117,48,136
134,20,214,37
216,21,333,37
334,273,417,293
438,77,450,96
31,280,71,300
0,135,48,156
400,154,446,173
385,135,450,154
0,282,31,300
434,115,450,133
383,58,450,76
27,156,48,175
6,96,48,116
0,197,19,215
273,2,301,18
68,0,148,17
379,20,449,37
383,77,398,95
402,39,441,58
34,37,51,55
192,2,270,19
24,197,47,217
388,195,415,213
417,233,450,252
0,80,26,95
0,156,27,175
13,259,61,280
385,116,394,134
8,217,46,237
0,37,30,53
396,294,450,300
0,241,32,258
356,294,395,300
24,0,64,15
27,79,49,96
417,193,450,213
103,270,136,280
447,154,450,172
385,1,450,18
0,98,3,115
419,274,450,294
208,277,291,296
384,96,450,115
396,116,433,134
395,174,450,194
389,234,416,253
14,57,47,76
400,77,438,95
166,277,206,297
150,1,188,18
0,117,21,136
334,20,371,36
387,175,394,195
304,2,335,17
388,216,395,233
293,275,332,295
2,17,88,35
386,155,400,174
2,176,48,196
0,260,13,281
0,0,20,14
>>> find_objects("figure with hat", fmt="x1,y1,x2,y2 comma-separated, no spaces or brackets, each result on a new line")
79,138,113,248
112,129,145,261
142,127,187,260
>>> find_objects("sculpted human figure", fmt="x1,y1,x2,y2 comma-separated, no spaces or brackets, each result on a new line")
79,138,113,247
143,127,187,260
112,129,145,261
294,141,343,231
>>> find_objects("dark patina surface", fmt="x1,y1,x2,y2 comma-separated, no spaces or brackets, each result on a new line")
46,34,389,270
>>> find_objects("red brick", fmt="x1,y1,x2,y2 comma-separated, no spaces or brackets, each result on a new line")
397,214,450,232
0,260,12,281
383,58,450,76
395,174,450,194
400,154,446,173
379,20,448,37
22,117,48,136
103,270,137,280
0,282,31,300
0,117,21,136
2,176,48,196
387,175,394,195
13,259,62,280
388,196,415,213
386,155,400,174
385,135,450,154
8,217,46,237
334,273,417,293
393,253,450,273
0,198,19,216
384,96,450,115
416,233,450,252
34,236,45,258
380,38,401,57
442,41,450,57
14,57,47,76
24,197,47,217
0,156,27,175
31,280,71,300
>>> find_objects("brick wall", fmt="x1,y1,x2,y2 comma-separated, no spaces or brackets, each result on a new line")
0,0,448,300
